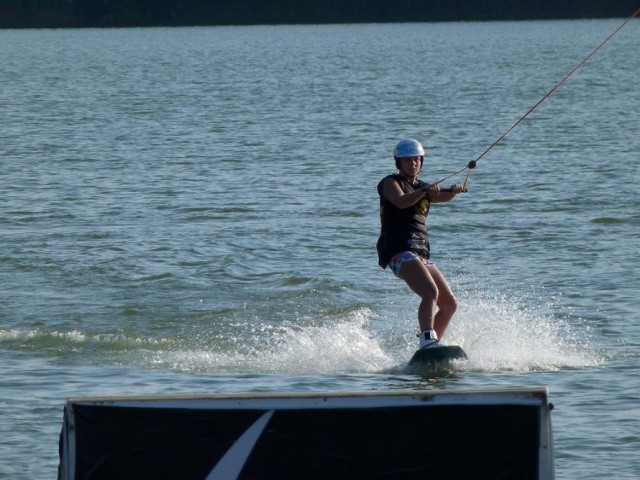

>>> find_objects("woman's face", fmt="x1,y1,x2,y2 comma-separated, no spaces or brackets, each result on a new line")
399,156,422,178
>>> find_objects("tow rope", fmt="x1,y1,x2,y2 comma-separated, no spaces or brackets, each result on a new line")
435,6,640,191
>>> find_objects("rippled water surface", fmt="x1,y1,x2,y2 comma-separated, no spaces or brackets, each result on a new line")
1,20,639,478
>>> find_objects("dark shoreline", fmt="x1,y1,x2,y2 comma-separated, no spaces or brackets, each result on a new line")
2,0,639,29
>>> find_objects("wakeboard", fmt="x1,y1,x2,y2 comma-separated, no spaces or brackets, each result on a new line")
408,345,467,366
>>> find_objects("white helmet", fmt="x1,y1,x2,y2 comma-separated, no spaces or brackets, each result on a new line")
393,138,425,158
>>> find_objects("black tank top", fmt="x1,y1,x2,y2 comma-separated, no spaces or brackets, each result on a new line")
376,174,431,268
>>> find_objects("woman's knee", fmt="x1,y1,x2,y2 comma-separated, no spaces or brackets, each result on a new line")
420,283,439,303
439,294,457,316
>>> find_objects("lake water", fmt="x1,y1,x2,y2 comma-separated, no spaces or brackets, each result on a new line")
1,19,639,478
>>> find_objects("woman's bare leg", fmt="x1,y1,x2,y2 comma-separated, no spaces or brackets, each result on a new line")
397,259,439,332
426,263,458,339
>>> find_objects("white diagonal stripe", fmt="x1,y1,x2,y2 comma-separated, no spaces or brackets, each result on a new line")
205,410,274,480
